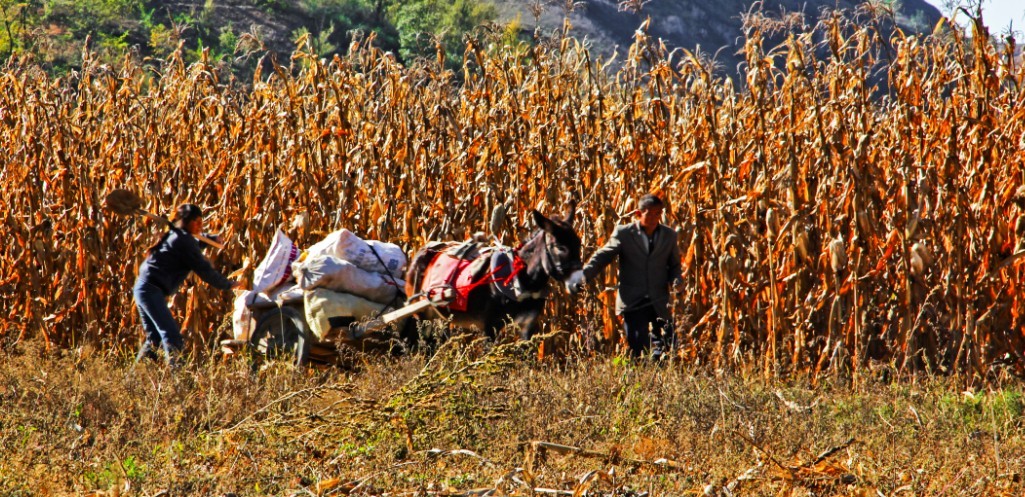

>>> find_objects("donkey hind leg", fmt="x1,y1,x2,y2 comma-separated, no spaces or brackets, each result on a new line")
481,312,538,342
394,316,420,355
482,302,506,342
480,298,543,342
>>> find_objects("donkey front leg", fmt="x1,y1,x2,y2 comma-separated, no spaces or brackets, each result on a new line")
513,302,545,340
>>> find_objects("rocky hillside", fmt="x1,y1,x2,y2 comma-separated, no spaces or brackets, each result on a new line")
492,0,943,78
2,0,942,81
239,0,944,80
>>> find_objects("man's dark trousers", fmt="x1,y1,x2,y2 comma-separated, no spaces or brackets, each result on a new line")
622,305,673,359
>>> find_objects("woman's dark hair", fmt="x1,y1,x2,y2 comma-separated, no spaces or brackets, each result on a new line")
172,204,203,228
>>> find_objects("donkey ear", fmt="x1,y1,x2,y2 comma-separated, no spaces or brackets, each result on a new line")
565,199,577,226
532,209,556,232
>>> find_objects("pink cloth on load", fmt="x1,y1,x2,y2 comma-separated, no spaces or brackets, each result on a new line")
421,252,477,312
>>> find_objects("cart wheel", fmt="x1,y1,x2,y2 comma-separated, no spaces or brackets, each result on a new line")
250,306,310,367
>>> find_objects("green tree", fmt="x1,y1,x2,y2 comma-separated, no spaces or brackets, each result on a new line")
295,0,400,56
0,1,33,59
389,0,495,67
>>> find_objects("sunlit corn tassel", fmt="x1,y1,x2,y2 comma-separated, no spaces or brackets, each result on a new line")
829,236,846,274
435,39,445,68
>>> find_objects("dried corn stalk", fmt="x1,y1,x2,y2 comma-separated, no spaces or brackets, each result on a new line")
1,9,1024,379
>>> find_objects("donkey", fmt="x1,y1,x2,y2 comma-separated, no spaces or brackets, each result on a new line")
404,205,584,341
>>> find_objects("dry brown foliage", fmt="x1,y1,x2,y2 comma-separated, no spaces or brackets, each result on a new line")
2,336,1023,495
2,8,1024,381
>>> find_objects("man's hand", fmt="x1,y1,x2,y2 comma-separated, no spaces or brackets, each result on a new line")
566,270,586,294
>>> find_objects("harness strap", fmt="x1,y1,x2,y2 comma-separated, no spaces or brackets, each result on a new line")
541,232,566,281
420,238,535,307
424,253,526,303
452,253,525,294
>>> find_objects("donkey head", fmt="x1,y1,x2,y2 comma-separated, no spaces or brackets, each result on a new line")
531,202,584,294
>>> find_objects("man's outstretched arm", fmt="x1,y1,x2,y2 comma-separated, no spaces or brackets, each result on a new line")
582,225,625,282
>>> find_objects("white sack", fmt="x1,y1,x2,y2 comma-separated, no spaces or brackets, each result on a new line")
304,229,407,279
296,254,405,305
304,288,391,340
249,229,299,305
232,291,254,341
247,281,304,308
366,240,407,277
274,283,305,304
234,281,304,341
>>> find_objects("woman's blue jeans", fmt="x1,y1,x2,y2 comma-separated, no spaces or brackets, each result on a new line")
133,280,183,366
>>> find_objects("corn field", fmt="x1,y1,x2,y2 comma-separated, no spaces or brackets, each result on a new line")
2,7,1024,381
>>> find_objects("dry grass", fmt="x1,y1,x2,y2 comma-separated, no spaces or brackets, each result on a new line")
1,334,1023,495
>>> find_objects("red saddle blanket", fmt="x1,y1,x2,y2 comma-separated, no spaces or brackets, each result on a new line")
421,252,480,312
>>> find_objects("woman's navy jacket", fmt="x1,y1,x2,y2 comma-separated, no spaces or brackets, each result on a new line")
137,228,233,295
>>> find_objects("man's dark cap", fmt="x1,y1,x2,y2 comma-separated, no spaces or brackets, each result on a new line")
638,194,665,211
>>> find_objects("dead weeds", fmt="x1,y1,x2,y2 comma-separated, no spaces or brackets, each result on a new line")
1,337,1022,495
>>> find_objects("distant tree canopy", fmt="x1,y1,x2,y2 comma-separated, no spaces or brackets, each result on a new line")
389,0,497,64
0,0,498,75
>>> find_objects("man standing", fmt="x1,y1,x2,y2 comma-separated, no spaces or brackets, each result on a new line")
134,204,240,367
581,194,682,359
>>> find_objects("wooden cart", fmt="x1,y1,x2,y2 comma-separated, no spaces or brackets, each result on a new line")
221,297,434,367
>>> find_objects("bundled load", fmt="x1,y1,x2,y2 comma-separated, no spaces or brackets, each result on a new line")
295,254,405,305
304,289,392,341
233,229,408,343
304,229,406,279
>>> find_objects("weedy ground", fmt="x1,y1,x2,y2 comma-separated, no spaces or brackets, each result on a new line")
1,332,1022,496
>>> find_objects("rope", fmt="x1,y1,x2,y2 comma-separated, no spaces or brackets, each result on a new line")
457,254,526,295
367,243,404,320
423,252,526,305
418,237,530,307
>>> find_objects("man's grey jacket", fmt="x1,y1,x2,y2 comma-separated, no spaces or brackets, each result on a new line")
582,222,683,320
